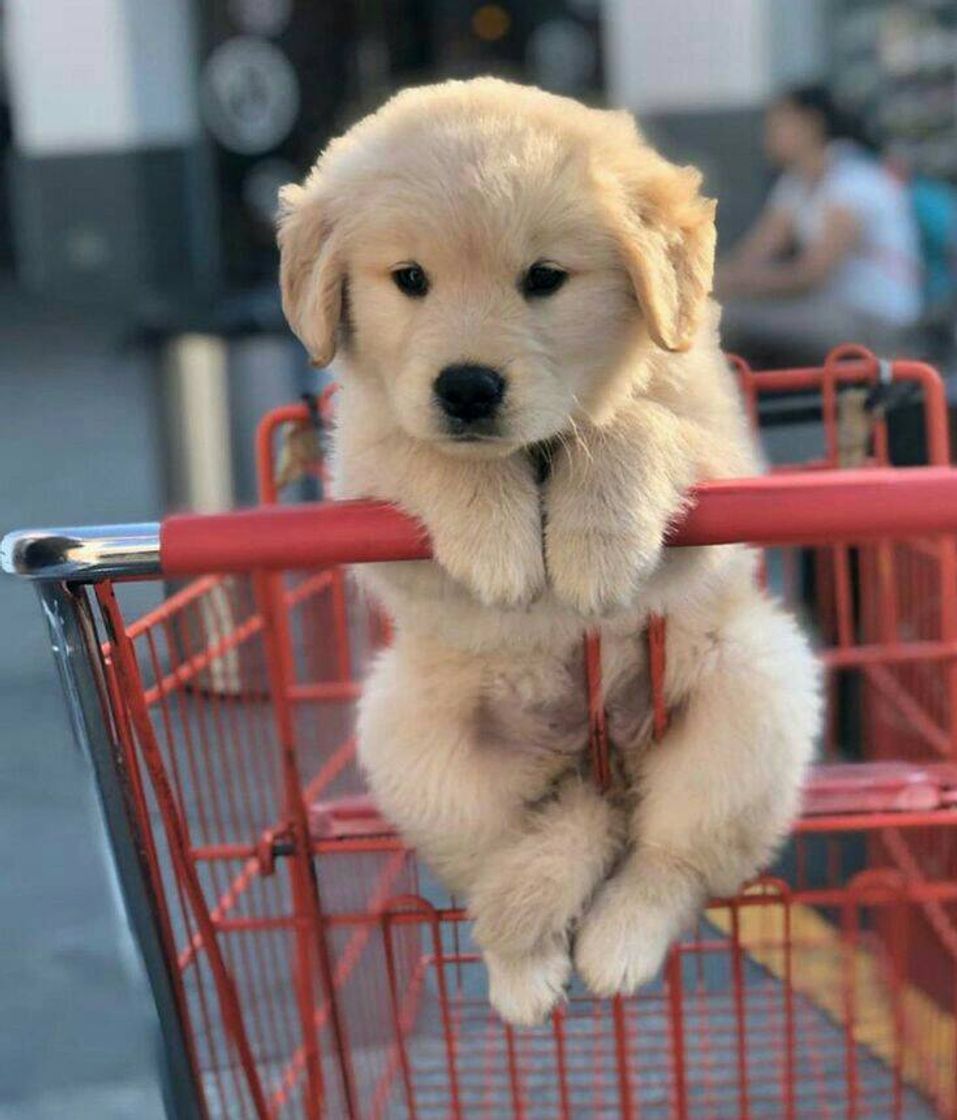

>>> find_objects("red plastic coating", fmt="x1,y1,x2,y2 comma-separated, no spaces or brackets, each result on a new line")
160,467,957,576
99,354,957,1120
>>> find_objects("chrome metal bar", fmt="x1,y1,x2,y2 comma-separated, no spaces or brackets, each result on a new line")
1,523,160,581
38,581,204,1119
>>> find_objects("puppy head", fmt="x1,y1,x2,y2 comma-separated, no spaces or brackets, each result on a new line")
278,78,716,455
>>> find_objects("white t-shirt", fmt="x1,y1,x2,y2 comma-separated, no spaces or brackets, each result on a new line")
769,142,921,326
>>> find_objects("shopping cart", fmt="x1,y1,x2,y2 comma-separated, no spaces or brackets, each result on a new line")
6,347,957,1119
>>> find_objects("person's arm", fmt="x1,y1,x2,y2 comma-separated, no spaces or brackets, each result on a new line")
731,206,796,268
715,206,795,297
730,205,860,296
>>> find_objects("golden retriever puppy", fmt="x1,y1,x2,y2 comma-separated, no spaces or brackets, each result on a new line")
278,78,820,1026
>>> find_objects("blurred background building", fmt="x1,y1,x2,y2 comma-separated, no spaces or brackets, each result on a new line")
0,1,954,1115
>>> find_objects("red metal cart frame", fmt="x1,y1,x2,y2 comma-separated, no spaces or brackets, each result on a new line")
7,350,957,1118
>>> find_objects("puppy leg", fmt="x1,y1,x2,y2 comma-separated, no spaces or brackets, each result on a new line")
575,597,819,996
357,645,523,892
545,401,697,617
470,775,625,1025
335,412,545,607
359,647,621,1025
470,775,623,954
416,450,546,608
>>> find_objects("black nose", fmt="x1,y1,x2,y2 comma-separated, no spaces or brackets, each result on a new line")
433,364,505,424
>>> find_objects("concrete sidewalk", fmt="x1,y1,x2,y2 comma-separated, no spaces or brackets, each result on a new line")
0,290,167,1116
0,678,165,1118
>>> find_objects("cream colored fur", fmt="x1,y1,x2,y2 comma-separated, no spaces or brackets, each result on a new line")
278,78,821,1026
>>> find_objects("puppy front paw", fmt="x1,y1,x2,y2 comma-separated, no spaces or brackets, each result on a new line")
432,517,545,607
574,869,687,997
546,527,661,617
486,940,571,1027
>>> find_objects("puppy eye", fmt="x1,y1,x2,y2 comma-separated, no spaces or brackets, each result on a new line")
522,262,568,298
392,264,429,298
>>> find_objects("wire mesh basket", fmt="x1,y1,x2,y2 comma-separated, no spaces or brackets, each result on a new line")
6,348,957,1119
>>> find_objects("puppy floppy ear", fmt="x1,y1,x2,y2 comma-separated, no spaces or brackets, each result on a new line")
277,183,342,366
611,160,717,353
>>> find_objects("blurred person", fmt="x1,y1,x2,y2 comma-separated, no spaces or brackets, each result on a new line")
717,85,921,366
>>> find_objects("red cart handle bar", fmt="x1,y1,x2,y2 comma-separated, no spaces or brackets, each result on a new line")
6,467,957,582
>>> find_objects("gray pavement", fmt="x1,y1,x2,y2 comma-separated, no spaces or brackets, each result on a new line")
0,290,168,1117
0,681,163,1118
